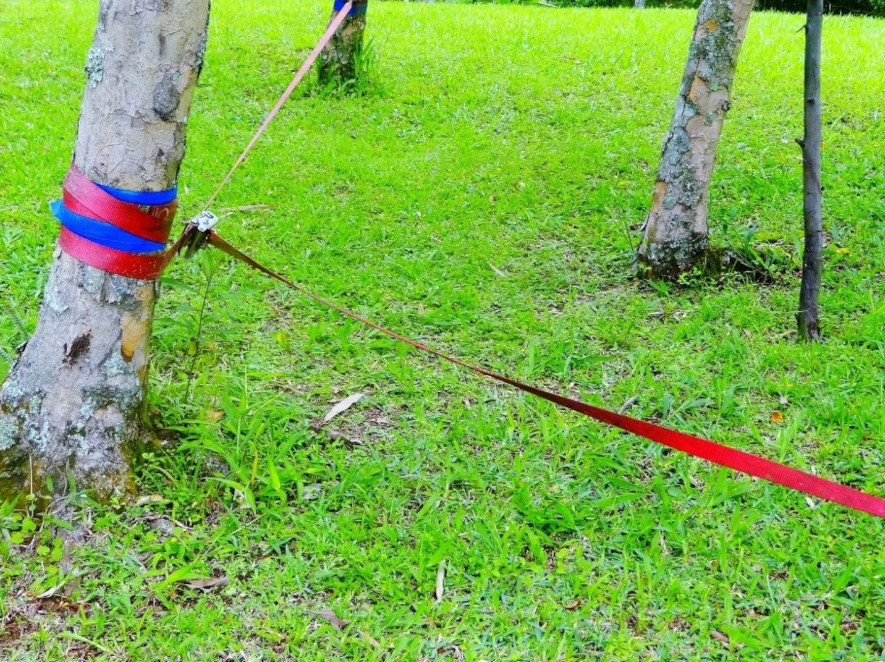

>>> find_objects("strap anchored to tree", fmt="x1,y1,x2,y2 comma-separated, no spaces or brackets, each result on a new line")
181,211,221,259
52,165,184,280
52,2,355,280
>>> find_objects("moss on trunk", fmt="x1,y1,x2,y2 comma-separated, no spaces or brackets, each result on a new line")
317,2,368,86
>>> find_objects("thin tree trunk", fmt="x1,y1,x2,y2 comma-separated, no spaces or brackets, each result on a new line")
797,0,823,341
317,1,368,86
635,0,647,8
638,0,755,278
0,0,210,505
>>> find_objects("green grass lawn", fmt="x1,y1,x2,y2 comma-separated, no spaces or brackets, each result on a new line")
2,0,885,659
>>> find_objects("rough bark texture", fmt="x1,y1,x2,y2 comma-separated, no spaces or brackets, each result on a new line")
797,0,823,341
317,2,368,86
638,0,755,278
0,0,210,505
635,0,647,8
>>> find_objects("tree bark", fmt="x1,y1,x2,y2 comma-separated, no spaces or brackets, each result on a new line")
317,1,368,86
0,0,210,505
797,0,823,341
635,0,647,8
638,0,755,278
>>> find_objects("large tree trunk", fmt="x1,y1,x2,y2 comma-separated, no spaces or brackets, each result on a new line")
638,0,755,278
317,1,368,86
0,0,210,505
796,0,823,341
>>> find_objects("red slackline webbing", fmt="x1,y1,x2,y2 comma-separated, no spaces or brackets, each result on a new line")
205,231,885,520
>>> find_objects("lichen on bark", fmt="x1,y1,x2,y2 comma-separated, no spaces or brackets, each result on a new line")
638,0,755,279
317,2,369,87
0,0,211,507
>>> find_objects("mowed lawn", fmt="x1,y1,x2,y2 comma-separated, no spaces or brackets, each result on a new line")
1,0,885,659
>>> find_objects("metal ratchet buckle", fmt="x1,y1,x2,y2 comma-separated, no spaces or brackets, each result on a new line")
181,211,220,259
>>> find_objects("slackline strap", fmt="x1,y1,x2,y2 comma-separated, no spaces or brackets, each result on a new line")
204,230,885,519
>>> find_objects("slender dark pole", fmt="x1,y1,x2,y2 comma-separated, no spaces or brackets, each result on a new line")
797,0,823,341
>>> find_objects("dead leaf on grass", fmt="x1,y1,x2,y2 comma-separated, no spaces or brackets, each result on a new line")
308,609,350,630
135,494,167,507
487,261,509,278
322,393,365,425
205,409,224,423
361,631,382,648
435,560,446,603
35,584,65,600
184,576,229,591
711,629,730,645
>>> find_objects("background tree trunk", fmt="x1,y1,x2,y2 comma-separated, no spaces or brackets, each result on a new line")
638,0,755,278
317,1,368,86
797,0,823,341
0,0,210,505
635,0,647,8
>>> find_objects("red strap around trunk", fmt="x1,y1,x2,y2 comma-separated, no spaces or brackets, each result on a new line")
56,165,181,279
58,227,179,280
62,166,176,243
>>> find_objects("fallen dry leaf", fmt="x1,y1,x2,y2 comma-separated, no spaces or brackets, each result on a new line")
135,494,167,507
487,261,509,278
618,396,638,414
435,560,446,603
361,631,382,648
711,629,730,645
205,409,224,423
771,411,784,424
184,576,229,591
36,584,64,599
322,393,365,425
565,600,582,611
308,609,350,630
